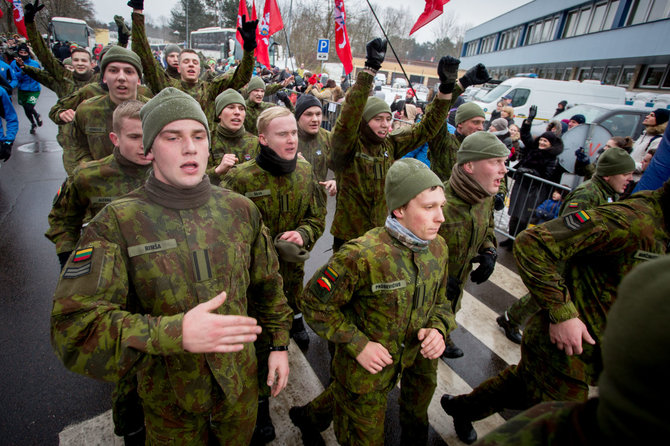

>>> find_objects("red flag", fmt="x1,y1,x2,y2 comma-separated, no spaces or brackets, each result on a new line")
410,0,450,35
6,0,27,38
236,0,249,48
334,0,353,74
256,0,284,67
251,0,257,21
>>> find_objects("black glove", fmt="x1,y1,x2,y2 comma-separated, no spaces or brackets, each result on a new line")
238,15,258,52
575,147,590,164
494,192,505,211
437,56,460,94
114,16,130,46
470,249,497,284
58,251,73,270
127,0,144,10
527,104,537,121
0,141,12,162
459,63,491,89
24,0,45,24
276,90,291,107
447,277,461,301
365,38,387,71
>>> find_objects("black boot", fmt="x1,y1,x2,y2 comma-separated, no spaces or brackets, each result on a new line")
122,426,146,446
440,394,477,444
250,398,275,445
496,311,522,344
290,315,310,350
442,334,464,358
36,114,43,127
289,405,326,446
30,123,36,134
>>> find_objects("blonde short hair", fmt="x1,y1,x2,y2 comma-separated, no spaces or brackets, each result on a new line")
502,106,515,117
257,106,293,135
112,100,144,133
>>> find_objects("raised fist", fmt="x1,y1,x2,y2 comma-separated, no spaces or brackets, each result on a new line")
365,38,387,71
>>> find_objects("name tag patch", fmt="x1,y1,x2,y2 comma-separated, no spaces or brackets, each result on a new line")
372,280,407,292
245,189,271,198
91,196,114,205
128,239,178,257
634,250,659,261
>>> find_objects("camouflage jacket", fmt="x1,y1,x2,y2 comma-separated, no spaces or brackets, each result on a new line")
439,182,496,298
299,227,456,394
45,148,151,254
221,158,325,250
51,177,292,413
426,84,464,182
207,125,259,177
240,82,283,99
132,12,253,126
559,175,617,215
329,70,449,242
298,126,332,183
514,189,669,388
244,100,277,135
68,94,150,165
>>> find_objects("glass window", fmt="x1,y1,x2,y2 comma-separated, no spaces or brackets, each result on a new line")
576,7,593,35
564,10,579,37
618,66,636,86
554,69,564,80
603,66,621,85
537,69,546,78
563,69,573,81
591,67,605,82
604,0,620,29
640,65,666,87
541,18,553,41
663,68,670,88
648,0,670,20
509,88,531,107
600,113,640,137
477,84,511,103
629,0,652,25
578,67,592,81
589,3,608,32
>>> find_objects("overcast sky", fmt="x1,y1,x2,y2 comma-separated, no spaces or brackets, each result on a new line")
91,0,532,43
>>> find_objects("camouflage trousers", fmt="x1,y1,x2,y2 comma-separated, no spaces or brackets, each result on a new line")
331,355,438,446
279,258,305,313
506,293,540,327
142,378,258,445
111,374,144,437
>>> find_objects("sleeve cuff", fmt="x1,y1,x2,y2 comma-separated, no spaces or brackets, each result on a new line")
343,330,370,359
548,302,579,324
148,313,185,355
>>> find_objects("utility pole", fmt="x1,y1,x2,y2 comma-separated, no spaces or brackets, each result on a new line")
185,0,189,48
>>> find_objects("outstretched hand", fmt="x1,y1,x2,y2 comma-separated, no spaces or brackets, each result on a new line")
238,15,259,52
365,38,387,71
24,0,45,24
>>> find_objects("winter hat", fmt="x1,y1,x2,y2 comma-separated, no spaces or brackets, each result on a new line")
385,158,443,212
457,131,510,164
295,94,322,120
558,100,568,108
247,76,266,92
406,89,415,98
570,114,586,125
538,131,561,147
596,147,635,176
215,89,246,120
652,108,669,126
362,97,392,122
63,57,73,66
140,87,209,155
273,233,310,263
489,118,509,135
455,102,485,126
164,44,181,57
101,45,143,77
17,42,29,53
597,255,670,443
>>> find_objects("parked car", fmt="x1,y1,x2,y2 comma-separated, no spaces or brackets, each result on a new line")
392,77,408,88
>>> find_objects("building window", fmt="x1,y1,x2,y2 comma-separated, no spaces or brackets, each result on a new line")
603,66,621,85
604,0,621,29
508,88,531,107
480,35,496,54
663,68,670,88
589,2,609,32
618,66,636,86
578,67,592,81
591,67,605,82
628,0,670,25
639,65,666,88
564,10,580,37
465,40,478,57
554,69,564,80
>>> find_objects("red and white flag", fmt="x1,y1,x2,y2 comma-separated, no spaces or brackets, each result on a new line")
251,0,257,21
334,0,353,74
5,0,27,38
236,0,249,47
410,0,450,35
256,0,283,67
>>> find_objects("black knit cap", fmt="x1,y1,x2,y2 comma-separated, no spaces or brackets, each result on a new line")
295,94,322,120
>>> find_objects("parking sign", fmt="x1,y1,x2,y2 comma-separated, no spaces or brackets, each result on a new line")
317,39,329,60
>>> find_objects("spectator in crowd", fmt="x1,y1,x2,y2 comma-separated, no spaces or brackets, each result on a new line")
10,42,42,134
568,113,586,129
531,188,563,225
508,123,522,161
489,118,513,150
392,99,418,131
501,105,515,127
546,119,566,138
575,135,635,180
0,85,18,162
631,108,668,172
340,75,350,93
553,99,567,116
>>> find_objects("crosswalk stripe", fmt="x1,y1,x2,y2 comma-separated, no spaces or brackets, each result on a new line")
488,263,528,299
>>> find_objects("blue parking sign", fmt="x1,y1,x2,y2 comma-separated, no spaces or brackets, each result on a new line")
318,39,329,54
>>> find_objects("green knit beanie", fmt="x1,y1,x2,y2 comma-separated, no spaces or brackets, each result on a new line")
455,102,485,125
215,89,246,120
140,87,210,155
597,255,670,443
457,131,510,164
164,44,181,57
247,76,266,92
63,57,72,66
363,96,392,122
596,147,635,176
101,45,143,78
385,158,443,212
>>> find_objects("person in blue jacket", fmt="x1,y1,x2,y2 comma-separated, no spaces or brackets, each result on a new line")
0,58,17,94
11,42,42,134
0,86,19,162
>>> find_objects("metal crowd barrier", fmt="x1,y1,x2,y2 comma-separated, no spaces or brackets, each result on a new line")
494,166,573,241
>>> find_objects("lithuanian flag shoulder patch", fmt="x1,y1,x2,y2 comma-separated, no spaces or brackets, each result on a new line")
310,265,341,303
73,247,93,263
564,210,591,231
567,202,579,208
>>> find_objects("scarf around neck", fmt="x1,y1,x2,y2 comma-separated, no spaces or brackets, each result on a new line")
255,143,297,176
217,123,246,139
385,215,430,252
145,172,211,210
449,164,492,205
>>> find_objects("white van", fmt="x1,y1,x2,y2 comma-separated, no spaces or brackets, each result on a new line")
471,78,626,126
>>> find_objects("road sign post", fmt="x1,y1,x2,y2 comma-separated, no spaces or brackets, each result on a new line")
317,38,329,61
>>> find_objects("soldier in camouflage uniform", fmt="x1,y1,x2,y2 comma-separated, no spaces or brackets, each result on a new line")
476,255,670,446
496,147,636,345
67,46,150,171
328,38,489,251
240,75,293,99
221,107,325,444
295,93,336,206
292,158,455,446
243,76,294,135
207,88,258,181
440,180,670,444
46,100,150,269
438,132,509,359
51,87,292,445
129,1,255,126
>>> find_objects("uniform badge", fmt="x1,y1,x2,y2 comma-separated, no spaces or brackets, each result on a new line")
567,202,578,208
564,210,591,231
316,150,322,156
245,154,251,161
311,265,340,303
72,247,93,262
63,262,91,279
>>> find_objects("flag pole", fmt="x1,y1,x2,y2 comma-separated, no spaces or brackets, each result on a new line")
364,0,416,98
